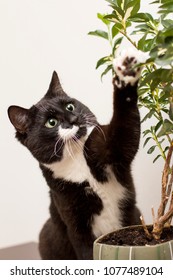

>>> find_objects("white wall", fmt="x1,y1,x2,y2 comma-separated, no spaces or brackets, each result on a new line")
0,0,162,248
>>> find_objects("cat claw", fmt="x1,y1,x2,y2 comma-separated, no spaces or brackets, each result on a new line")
113,48,148,88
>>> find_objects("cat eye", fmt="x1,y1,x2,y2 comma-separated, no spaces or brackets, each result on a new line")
45,118,58,128
66,103,75,112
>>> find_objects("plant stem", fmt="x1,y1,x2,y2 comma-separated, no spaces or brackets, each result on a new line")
168,192,173,226
119,30,137,48
167,134,172,145
152,131,166,161
140,215,152,239
159,145,173,215
152,144,173,239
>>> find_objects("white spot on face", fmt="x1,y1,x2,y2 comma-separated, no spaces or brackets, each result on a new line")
58,125,79,141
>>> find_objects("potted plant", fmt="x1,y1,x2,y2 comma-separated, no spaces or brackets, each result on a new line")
89,0,173,259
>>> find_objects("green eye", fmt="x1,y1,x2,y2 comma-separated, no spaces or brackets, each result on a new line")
66,103,75,112
45,118,58,128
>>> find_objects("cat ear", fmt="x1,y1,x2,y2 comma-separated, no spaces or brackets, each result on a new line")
46,71,65,97
8,106,29,134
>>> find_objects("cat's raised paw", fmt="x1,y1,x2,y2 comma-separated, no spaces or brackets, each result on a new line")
113,49,147,88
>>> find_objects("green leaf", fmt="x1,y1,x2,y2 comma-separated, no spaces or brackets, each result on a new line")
159,90,171,103
105,0,122,7
153,154,161,163
111,24,119,38
159,7,173,14
159,2,173,10
155,121,163,133
164,146,169,153
97,13,110,26
143,137,152,147
142,38,156,52
159,4,173,13
156,53,173,66
137,33,148,51
147,145,156,154
104,13,120,22
125,0,140,17
101,64,113,80
161,19,173,28
125,20,132,28
131,23,152,35
150,78,162,91
113,22,124,31
88,30,108,40
169,102,173,121
117,0,122,7
161,26,173,39
141,109,155,122
138,86,150,96
162,108,169,114
110,5,124,17
143,129,151,137
150,0,160,3
96,56,112,69
105,2,125,17
112,37,123,54
157,119,173,137
140,69,172,89
129,13,153,22
160,0,173,3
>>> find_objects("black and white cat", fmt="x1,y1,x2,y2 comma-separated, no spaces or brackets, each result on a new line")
8,51,142,260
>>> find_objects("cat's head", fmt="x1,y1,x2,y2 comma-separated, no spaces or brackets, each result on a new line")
8,71,97,163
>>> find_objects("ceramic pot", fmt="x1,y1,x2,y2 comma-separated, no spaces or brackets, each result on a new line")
93,225,173,260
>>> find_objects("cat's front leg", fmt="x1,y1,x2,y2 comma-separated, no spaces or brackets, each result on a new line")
108,49,146,168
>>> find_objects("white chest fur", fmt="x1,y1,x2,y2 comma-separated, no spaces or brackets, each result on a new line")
91,171,125,238
44,143,125,238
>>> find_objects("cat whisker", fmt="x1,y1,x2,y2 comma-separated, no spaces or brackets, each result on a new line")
95,125,106,142
60,129,78,161
81,111,97,122
85,120,106,142
54,138,63,155
72,135,91,159
73,135,84,149
72,137,84,154
65,140,76,162
49,138,63,161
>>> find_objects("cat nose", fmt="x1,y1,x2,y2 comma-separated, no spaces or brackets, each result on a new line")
69,115,78,125
61,122,73,129
61,115,78,129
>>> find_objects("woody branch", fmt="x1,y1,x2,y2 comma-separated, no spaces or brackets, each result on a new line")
152,143,173,239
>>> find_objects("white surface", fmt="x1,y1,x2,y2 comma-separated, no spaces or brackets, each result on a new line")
0,0,163,247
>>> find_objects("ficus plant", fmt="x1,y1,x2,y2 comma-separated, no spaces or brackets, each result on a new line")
89,0,173,240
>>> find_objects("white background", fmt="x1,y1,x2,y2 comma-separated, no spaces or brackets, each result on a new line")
0,0,163,248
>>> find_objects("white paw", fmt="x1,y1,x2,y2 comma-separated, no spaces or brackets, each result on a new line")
113,48,148,88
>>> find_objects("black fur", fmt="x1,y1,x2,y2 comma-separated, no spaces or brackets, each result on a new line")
8,66,141,260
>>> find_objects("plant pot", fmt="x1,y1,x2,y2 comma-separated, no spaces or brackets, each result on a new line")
93,225,173,260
